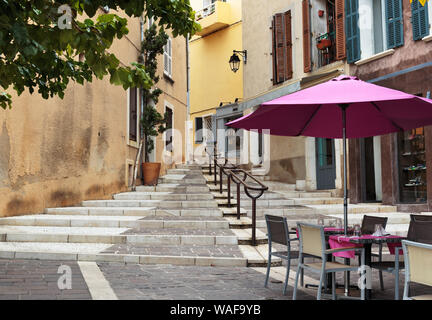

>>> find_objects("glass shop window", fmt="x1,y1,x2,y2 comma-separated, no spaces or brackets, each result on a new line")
397,127,427,203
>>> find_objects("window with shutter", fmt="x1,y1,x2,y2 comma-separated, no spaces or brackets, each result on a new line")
273,13,286,84
335,0,346,60
302,0,312,73
164,37,172,77
129,88,137,142
385,0,404,48
412,0,429,40
345,0,361,63
284,11,293,80
195,117,203,144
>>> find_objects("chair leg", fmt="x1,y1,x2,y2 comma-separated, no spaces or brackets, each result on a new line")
264,253,272,288
317,270,324,300
300,257,304,287
293,265,301,300
283,259,290,296
379,271,384,291
394,271,399,300
332,272,336,300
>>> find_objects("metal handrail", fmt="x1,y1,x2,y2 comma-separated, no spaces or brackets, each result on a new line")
204,146,268,246
226,168,268,246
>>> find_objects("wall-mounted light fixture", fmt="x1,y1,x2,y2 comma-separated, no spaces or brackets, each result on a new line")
229,50,247,73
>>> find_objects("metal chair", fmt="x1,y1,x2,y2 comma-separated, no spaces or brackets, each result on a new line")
264,215,309,295
358,215,388,291
402,240,432,300
370,217,432,300
293,222,365,300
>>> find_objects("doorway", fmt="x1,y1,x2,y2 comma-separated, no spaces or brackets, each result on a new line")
315,138,336,189
360,136,382,202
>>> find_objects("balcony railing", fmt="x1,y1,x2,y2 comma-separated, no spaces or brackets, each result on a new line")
316,32,336,68
196,2,217,21
194,1,230,37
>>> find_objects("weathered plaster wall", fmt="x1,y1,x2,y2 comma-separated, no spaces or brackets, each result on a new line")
0,11,141,217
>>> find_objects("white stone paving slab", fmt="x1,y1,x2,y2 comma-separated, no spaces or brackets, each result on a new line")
0,226,130,235
0,242,111,254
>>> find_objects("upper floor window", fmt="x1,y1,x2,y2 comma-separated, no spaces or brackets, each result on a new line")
348,0,403,63
272,11,293,84
412,0,429,40
164,37,172,78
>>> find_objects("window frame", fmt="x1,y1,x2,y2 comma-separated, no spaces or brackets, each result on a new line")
164,37,173,78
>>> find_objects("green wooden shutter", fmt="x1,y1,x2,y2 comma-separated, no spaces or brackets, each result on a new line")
345,0,361,63
386,0,404,48
412,0,429,40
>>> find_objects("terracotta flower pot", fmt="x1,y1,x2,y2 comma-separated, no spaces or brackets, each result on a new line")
142,162,161,186
317,39,332,50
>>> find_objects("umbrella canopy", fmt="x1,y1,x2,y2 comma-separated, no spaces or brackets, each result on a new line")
227,75,432,237
227,75,432,138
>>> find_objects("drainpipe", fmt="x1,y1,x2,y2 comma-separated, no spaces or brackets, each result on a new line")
186,34,192,163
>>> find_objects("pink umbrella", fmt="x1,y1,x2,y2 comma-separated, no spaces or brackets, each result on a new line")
227,75,432,234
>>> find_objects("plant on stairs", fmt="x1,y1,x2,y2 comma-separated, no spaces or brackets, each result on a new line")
132,22,169,189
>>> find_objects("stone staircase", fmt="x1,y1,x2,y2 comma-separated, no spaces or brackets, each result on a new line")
0,164,278,267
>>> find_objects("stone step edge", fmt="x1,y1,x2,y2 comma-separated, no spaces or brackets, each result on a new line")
0,219,230,229
0,233,239,245
0,251,248,267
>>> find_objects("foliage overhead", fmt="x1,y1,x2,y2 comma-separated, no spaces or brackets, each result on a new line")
0,0,200,109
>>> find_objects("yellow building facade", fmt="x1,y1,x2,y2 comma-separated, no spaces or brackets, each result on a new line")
189,0,243,159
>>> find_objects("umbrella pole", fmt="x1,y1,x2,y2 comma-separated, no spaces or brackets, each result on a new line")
341,104,350,297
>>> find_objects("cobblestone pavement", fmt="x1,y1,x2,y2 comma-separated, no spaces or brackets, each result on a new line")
0,259,91,300
97,263,314,300
102,244,244,257
0,258,430,300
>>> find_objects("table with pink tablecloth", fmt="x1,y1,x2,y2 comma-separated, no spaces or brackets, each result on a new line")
328,234,403,258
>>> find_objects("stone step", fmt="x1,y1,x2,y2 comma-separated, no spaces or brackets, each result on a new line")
159,176,207,185
224,217,253,229
306,204,398,214
291,197,344,205
221,207,248,217
0,243,248,267
136,184,209,193
274,191,334,198
45,207,158,217
230,228,268,245
166,169,201,175
211,191,284,200
113,192,214,201
81,200,218,209
0,215,229,229
0,226,238,245
157,209,223,217
208,184,227,192
247,206,315,217
236,199,296,208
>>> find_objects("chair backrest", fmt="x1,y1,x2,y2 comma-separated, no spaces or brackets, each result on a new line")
297,223,325,258
408,215,432,240
403,240,432,287
361,215,388,234
407,219,432,244
265,215,289,246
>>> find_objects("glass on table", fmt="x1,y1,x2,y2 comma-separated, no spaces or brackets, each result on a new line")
353,224,361,237
336,219,343,229
317,218,325,225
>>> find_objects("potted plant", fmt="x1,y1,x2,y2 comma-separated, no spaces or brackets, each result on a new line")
132,22,169,188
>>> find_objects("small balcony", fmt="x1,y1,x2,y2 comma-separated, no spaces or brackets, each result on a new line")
195,1,231,37
315,32,336,68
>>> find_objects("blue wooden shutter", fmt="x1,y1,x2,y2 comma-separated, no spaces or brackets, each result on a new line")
386,0,404,48
345,0,361,63
412,0,429,40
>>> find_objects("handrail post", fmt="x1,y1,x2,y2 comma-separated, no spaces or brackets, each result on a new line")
219,166,223,194
252,198,256,246
214,157,217,186
236,183,241,220
208,152,212,175
227,174,231,207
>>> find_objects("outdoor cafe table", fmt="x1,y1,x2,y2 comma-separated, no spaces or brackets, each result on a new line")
328,234,405,299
